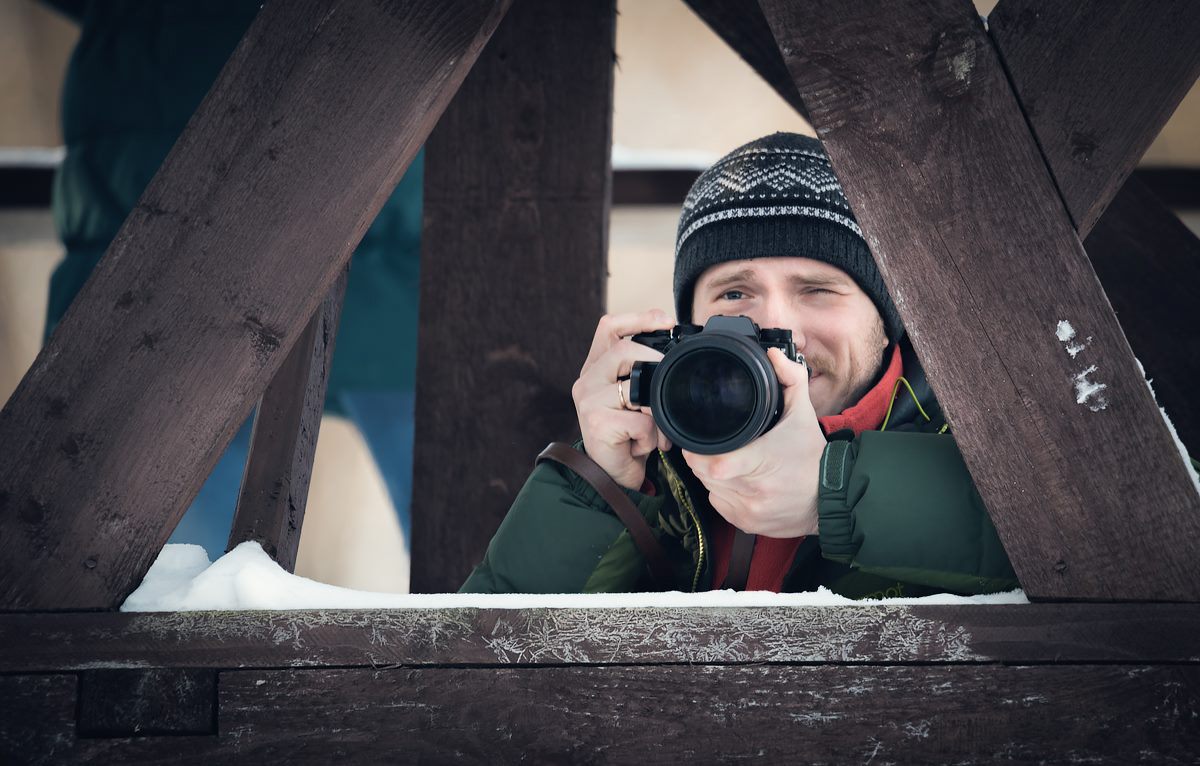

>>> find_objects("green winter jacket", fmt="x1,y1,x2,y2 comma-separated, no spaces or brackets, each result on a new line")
461,340,1020,598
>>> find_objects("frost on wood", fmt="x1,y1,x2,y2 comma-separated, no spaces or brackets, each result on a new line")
1056,320,1106,410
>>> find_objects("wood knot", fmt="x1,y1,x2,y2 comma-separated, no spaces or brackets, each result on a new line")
83,557,98,570
1053,559,1068,575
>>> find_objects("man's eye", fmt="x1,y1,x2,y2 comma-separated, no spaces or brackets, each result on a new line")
720,290,745,301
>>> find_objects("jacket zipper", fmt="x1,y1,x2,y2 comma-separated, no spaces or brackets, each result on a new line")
658,450,705,592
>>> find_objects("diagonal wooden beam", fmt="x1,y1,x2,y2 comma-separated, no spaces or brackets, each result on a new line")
760,0,1200,601
227,270,347,573
681,0,810,121
412,0,616,593
0,0,512,611
988,0,1200,238
989,0,1200,456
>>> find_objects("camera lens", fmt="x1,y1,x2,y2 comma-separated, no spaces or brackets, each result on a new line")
662,349,756,443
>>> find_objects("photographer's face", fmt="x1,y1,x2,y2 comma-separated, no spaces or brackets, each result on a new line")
692,257,888,418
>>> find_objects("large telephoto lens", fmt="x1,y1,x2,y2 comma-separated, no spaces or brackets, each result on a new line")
649,329,783,454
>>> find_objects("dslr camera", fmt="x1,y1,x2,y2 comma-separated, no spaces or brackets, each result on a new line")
630,315,803,455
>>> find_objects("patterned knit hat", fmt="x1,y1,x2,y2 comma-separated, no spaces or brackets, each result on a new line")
674,132,903,342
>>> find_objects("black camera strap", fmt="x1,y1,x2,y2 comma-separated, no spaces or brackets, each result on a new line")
536,442,673,588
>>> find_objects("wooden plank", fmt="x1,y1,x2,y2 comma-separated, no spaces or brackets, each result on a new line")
0,0,512,611
0,675,76,765
989,0,1200,237
1082,178,1200,455
77,668,216,737
6,665,1197,762
208,665,1200,762
760,0,1200,601
681,0,809,120
412,0,615,593
227,270,347,571
3,604,1200,672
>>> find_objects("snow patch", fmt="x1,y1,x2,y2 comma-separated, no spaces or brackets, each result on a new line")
1135,358,1200,497
1073,365,1109,411
121,543,1029,612
1055,320,1076,342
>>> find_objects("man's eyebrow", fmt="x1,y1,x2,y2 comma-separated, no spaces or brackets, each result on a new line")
788,273,848,289
702,269,759,291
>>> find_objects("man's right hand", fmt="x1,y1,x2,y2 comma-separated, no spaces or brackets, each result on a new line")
572,309,676,490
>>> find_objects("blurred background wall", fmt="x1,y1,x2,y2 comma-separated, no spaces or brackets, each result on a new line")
2,0,1197,592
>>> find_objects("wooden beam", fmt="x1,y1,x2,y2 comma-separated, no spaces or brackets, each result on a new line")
0,0,511,611
3,605,1200,671
226,271,347,572
988,2,1200,459
681,0,809,120
988,0,1200,238
3,665,1198,762
1082,178,1200,455
412,0,616,593
77,669,216,737
760,0,1200,600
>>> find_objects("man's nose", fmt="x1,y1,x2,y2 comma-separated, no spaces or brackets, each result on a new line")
760,304,805,350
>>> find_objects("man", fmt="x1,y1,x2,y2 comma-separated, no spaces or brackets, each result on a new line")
461,132,1017,596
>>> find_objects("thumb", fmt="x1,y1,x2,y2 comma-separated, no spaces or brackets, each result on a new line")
768,346,810,417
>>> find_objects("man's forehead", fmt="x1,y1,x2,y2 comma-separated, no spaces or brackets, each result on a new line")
696,257,852,287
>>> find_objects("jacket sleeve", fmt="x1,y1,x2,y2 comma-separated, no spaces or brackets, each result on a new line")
816,430,1019,594
459,459,664,594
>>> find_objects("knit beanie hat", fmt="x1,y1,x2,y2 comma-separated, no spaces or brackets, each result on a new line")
673,132,903,343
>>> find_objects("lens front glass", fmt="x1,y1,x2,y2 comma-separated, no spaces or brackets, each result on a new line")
663,349,756,443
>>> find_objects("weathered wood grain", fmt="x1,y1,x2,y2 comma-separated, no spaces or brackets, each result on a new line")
3,604,1200,672
0,675,77,764
6,666,1197,763
227,270,347,571
1082,178,1200,455
990,1,1200,457
681,0,809,120
0,0,512,610
413,0,615,593
989,0,1200,237
77,668,216,737
760,0,1200,600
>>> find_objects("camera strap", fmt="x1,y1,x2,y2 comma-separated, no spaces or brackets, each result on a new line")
536,442,674,588
722,530,757,591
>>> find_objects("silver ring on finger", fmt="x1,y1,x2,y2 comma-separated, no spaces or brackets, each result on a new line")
616,379,631,411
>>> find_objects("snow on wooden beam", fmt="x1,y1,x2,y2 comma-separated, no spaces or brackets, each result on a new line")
0,0,512,611
989,0,1200,238
760,0,1200,601
412,0,616,593
989,1,1200,459
226,270,347,572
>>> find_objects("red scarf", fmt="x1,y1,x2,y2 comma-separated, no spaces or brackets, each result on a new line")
709,345,904,591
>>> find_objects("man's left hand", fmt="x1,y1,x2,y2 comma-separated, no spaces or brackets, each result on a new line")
682,347,825,538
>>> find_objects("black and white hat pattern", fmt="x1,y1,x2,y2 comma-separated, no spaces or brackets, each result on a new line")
673,132,903,342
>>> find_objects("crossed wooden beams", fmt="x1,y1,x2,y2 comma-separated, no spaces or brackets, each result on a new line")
0,0,1197,610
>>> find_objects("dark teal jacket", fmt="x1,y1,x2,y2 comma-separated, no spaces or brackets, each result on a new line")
462,340,1020,597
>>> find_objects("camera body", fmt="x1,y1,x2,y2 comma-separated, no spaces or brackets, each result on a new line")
630,315,803,455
